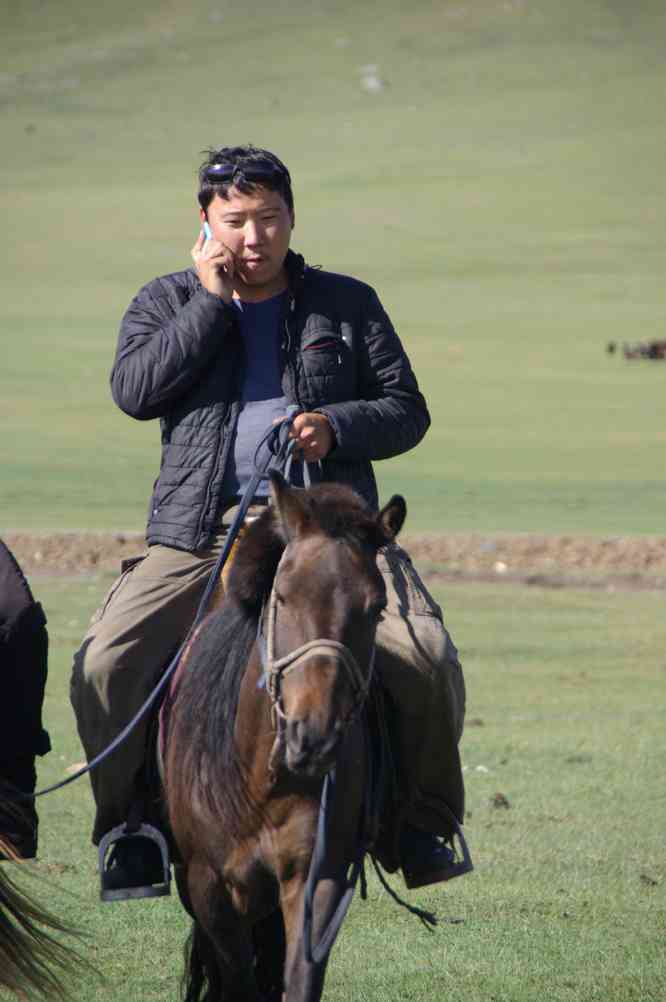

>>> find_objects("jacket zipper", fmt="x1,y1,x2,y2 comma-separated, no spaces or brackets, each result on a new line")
283,294,303,407
195,323,244,547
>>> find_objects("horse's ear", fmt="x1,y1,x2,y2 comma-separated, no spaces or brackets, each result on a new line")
269,471,310,539
378,495,406,542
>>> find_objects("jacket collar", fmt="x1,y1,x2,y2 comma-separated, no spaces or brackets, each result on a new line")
284,249,306,299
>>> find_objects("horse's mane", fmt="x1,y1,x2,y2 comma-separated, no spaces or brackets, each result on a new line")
172,599,262,836
172,484,387,837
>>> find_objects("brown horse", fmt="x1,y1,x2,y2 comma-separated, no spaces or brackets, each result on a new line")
164,473,406,1002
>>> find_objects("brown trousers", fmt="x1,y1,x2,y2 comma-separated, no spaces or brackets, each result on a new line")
70,533,465,844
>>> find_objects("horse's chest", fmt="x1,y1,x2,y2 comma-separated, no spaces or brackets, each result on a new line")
224,845,279,919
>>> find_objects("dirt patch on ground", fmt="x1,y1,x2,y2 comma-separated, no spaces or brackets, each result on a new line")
4,531,148,576
5,530,666,591
402,532,666,591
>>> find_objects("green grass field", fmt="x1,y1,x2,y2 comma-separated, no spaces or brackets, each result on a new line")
2,0,666,534
6,572,661,1002
2,6,665,997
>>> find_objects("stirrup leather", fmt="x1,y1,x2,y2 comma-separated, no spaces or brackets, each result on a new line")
98,823,171,902
447,816,474,880
402,815,474,890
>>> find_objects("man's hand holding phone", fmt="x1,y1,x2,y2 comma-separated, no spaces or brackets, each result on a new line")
191,223,236,303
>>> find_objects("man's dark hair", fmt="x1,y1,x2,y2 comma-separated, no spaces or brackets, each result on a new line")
197,145,294,215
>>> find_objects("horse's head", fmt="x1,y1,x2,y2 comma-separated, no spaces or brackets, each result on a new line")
262,472,406,779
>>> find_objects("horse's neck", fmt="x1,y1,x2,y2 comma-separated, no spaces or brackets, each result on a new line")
235,642,275,789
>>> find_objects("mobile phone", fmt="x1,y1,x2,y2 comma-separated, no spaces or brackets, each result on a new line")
203,221,212,241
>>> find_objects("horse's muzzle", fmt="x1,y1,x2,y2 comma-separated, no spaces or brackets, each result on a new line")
284,717,343,779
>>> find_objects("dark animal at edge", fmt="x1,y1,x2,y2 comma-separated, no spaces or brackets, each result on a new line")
607,339,666,360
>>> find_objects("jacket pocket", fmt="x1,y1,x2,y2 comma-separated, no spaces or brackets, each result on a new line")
303,337,344,352
90,555,147,625
299,328,355,402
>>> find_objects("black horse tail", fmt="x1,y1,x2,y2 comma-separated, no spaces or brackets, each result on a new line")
0,838,88,1000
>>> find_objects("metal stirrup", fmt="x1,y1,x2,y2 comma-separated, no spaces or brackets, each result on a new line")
98,824,171,903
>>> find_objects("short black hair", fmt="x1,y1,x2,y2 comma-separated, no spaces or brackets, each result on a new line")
197,145,294,215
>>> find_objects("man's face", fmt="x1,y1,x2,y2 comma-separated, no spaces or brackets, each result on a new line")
201,186,294,296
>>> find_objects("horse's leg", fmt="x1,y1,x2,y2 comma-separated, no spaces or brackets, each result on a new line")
184,859,261,1002
251,908,286,1002
182,921,222,1002
280,737,366,1002
279,868,351,1002
174,862,194,916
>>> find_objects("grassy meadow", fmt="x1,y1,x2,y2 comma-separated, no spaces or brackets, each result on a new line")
1,3,665,1000
4,572,660,1002
1,0,666,534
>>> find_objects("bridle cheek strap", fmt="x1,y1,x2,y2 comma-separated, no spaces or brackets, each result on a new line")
261,575,375,728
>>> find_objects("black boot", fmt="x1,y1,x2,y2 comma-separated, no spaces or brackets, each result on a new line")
0,761,39,859
99,825,171,902
400,823,473,889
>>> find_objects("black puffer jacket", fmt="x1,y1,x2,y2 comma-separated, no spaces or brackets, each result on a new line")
111,250,430,551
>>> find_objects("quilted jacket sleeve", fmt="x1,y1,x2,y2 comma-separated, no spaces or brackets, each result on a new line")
316,286,430,461
110,275,234,421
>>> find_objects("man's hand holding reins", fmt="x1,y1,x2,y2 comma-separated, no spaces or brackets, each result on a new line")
289,412,335,461
192,229,236,303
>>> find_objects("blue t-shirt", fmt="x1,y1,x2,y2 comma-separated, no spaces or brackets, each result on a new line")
220,291,289,498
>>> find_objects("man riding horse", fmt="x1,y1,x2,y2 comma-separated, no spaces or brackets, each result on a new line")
70,145,469,900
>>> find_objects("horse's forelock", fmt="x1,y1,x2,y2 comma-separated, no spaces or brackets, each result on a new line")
228,485,384,605
301,485,387,549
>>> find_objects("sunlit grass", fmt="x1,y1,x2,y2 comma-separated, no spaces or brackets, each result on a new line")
2,0,666,534
15,573,662,1001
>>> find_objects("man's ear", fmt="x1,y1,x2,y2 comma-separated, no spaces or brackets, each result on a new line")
269,471,310,540
377,495,406,542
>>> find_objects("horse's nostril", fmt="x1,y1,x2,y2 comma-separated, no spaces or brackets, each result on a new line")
284,715,343,777
287,717,302,744
286,718,315,760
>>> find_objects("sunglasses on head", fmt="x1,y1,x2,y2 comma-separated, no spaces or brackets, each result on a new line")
202,160,286,185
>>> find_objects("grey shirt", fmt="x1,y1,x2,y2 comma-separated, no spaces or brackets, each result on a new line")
220,291,288,498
